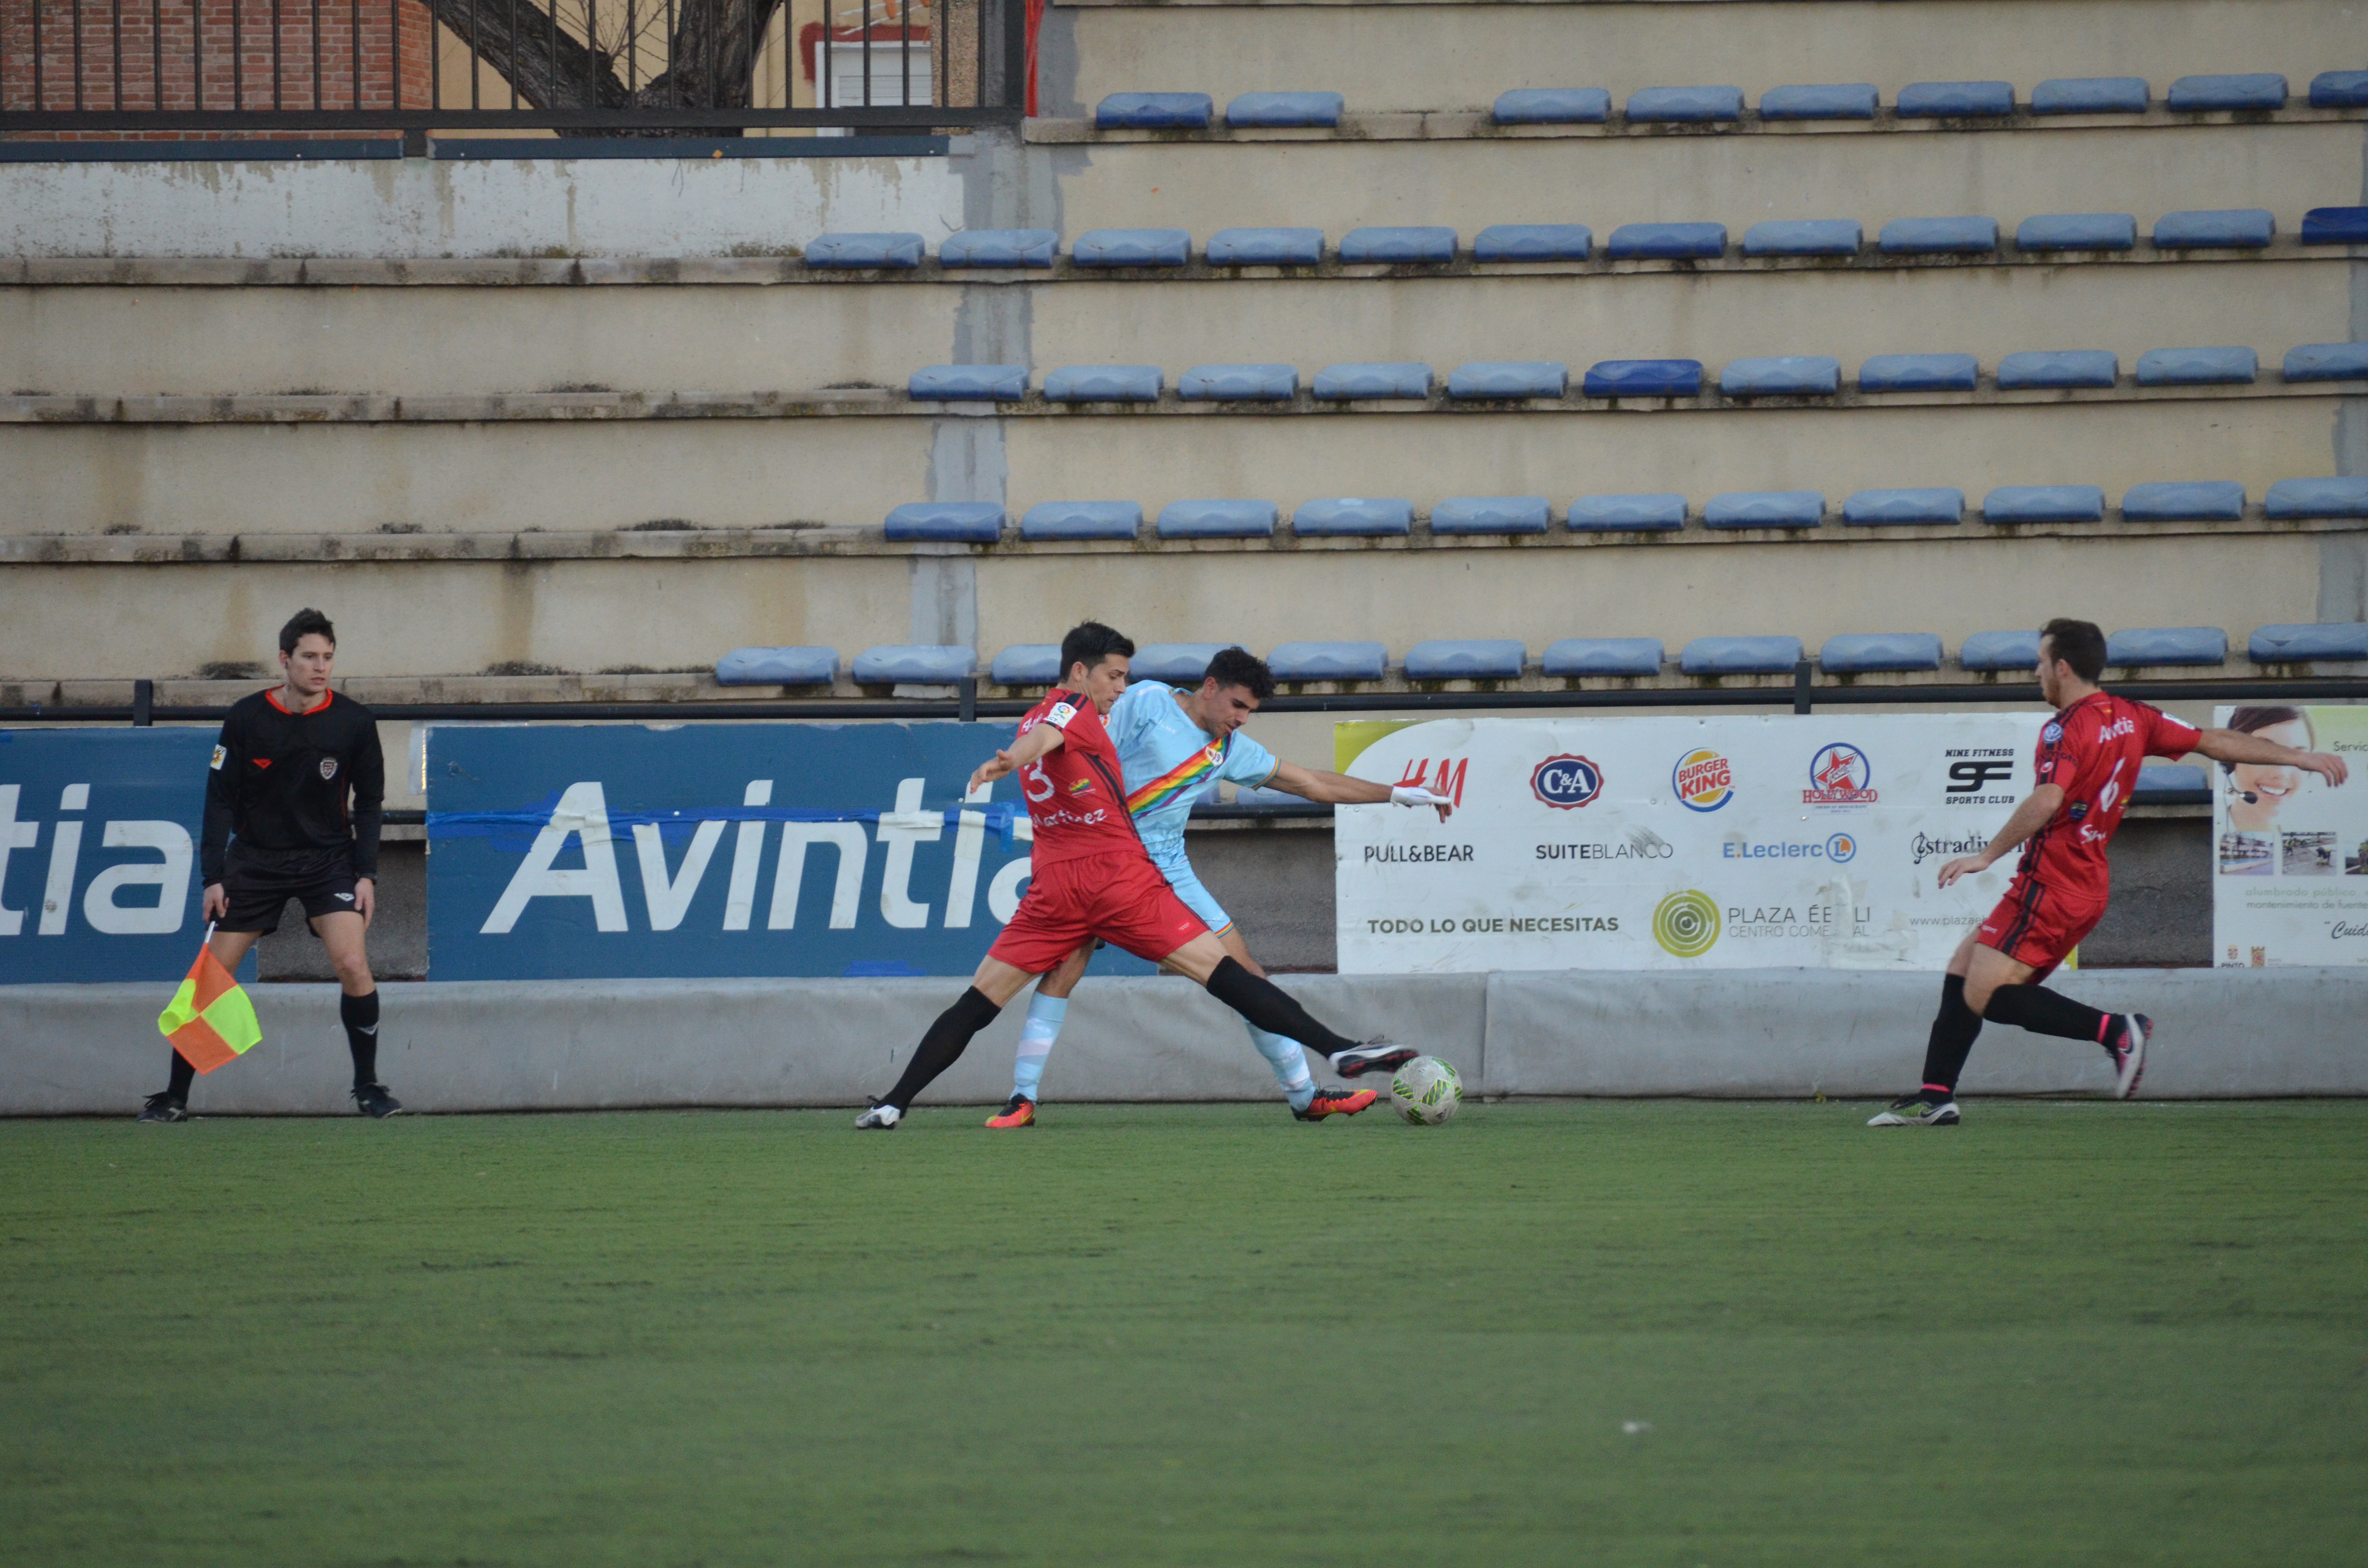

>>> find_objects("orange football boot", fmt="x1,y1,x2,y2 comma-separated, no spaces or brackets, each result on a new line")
1292,1088,1378,1121
985,1094,1036,1128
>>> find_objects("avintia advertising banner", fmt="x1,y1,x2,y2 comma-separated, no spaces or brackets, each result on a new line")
2210,704,2368,967
1334,713,2047,974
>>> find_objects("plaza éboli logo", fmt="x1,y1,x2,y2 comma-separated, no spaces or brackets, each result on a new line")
1531,755,1604,809
1671,748,1735,811
1802,742,1877,806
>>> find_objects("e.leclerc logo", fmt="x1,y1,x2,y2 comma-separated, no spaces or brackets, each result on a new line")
1531,755,1604,809
1802,742,1877,806
1671,748,1734,812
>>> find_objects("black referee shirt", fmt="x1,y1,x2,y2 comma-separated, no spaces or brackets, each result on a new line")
202,688,386,884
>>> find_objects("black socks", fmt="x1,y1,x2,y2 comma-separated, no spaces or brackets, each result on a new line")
166,1049,197,1102
1981,984,2112,1044
883,986,1004,1110
1917,973,1983,1095
1205,957,1359,1060
342,990,381,1088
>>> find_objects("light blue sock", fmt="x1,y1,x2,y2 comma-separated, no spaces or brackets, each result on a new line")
1013,993,1068,1101
1246,1021,1317,1112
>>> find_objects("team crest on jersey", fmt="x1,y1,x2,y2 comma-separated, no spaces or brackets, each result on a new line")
320,758,338,780
2042,722,2064,743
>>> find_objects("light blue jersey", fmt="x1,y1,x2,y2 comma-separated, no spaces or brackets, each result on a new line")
1106,680,1280,865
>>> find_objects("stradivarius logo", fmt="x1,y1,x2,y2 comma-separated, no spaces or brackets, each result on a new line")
1653,890,1721,957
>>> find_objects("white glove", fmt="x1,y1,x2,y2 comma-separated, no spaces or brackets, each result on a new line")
1391,785,1449,808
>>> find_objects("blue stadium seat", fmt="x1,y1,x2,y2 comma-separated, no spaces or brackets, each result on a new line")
1757,83,1877,119
1020,501,1142,540
1568,493,1688,530
1997,350,2118,389
885,502,1005,542
2248,622,2368,661
1703,491,1824,529
2133,764,2209,801
1157,499,1278,538
1294,497,1414,536
1312,362,1433,400
1492,87,1611,124
1226,91,1342,128
1879,216,1999,254
1431,495,1551,534
1095,92,1213,130
1267,641,1388,680
1406,639,1527,679
1843,488,1964,526
1448,362,1568,399
990,644,1061,685
1607,222,1727,259
2108,626,2227,666
2134,346,2258,385
2153,209,2274,247
1543,638,1665,676
2310,71,2368,108
937,229,1058,268
1472,224,1593,261
1583,359,1703,397
1206,227,1324,266
1179,364,1297,400
1859,353,1979,392
1742,219,1862,256
909,364,1027,401
1043,365,1163,402
2030,77,2149,115
2300,207,2368,244
1681,636,1803,675
1072,228,1191,267
1983,485,2106,523
802,232,924,269
715,646,839,686
1958,630,2040,670
2015,213,2137,251
1132,643,1238,683
1720,356,1841,395
1625,85,1743,122
2121,480,2245,521
1896,80,2014,117
1339,226,1458,264
853,645,976,683
2284,343,2368,380
2264,478,2368,518
2166,73,2286,111
1820,633,1943,673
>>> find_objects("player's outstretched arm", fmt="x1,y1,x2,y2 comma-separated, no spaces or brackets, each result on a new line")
2189,728,2351,788
1266,760,1453,820
967,723,1066,795
1935,783,2065,889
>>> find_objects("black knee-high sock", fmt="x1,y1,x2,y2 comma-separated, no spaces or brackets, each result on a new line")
883,987,1003,1110
1981,983,2112,1043
166,1049,197,1101
341,991,381,1088
1917,973,1984,1094
1205,957,1360,1059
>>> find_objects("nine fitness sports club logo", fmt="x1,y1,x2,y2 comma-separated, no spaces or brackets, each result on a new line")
1802,742,1877,806
1531,755,1604,809
1671,748,1734,811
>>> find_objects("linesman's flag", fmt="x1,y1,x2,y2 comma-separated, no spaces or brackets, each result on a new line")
156,933,261,1074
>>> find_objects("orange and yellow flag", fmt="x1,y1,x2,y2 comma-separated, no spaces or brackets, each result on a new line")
156,939,261,1074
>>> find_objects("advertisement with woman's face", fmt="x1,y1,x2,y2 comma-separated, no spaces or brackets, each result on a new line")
2213,706,2368,966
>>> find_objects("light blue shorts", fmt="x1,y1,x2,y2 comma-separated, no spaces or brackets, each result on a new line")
1148,849,1232,937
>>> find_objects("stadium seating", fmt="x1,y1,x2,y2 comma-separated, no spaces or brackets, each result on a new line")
1447,362,1567,399
1179,364,1297,400
1820,634,1943,674
1996,351,2118,390
2015,214,2137,252
1758,84,1878,120
1206,227,1323,265
1584,360,1702,398
2107,627,2229,666
1268,641,1388,680
1095,92,1214,130
1567,494,1688,531
2301,207,2368,244
2152,209,2274,247
1340,227,1457,264
2029,77,2149,114
2166,74,2287,111
1043,366,1163,403
715,646,839,686
2265,478,2368,518
852,646,976,683
884,502,1004,542
1294,498,1413,536
990,645,1062,685
1492,88,1610,124
1607,223,1726,260
2312,71,2368,107
2133,764,2209,801
1225,91,1342,127
1879,217,1998,254
1431,496,1551,534
937,229,1059,267
1983,486,2106,524
802,232,925,269
1895,81,2015,117
2120,481,2245,522
909,365,1027,401
1543,638,1665,677
1020,501,1142,540
1743,220,1862,257
1625,86,1743,122
2282,344,2368,381
1158,499,1278,538
2248,623,2368,661
1703,491,1824,529
1858,355,1979,392
1958,631,2042,671
1682,636,1804,675
1843,489,1964,526
1720,357,1840,396
1132,643,1236,682
1313,363,1432,400
1471,225,1592,262
2135,347,2259,385
1405,640,1526,679
1072,229,1191,267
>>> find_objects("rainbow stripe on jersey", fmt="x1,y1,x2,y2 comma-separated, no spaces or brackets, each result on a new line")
1126,738,1229,818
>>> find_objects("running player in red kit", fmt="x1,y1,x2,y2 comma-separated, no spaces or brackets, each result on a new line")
855,622,1424,1128
1872,618,2348,1126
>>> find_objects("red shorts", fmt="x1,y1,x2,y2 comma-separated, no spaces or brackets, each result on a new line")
1977,873,2107,980
986,851,1210,973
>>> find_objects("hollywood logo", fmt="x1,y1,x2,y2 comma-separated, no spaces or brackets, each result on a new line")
1530,755,1604,809
1394,758,1468,809
1672,748,1734,812
1802,742,1877,805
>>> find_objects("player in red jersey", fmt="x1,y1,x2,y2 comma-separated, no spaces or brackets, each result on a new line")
856,622,1416,1128
1872,618,2348,1126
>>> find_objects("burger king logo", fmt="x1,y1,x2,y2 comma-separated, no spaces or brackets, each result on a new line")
1671,748,1734,812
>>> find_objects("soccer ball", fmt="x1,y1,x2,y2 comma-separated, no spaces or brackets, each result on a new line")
1390,1057,1463,1125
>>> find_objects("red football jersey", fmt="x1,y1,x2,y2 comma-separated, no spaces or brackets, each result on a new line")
2015,691,2201,895
1013,688,1151,867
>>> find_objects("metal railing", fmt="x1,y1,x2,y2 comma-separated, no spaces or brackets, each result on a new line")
0,0,1023,137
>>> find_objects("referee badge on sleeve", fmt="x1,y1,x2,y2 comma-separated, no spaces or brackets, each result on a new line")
210,745,227,771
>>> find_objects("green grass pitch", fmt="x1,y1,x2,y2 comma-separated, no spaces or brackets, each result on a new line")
4,1099,2363,1566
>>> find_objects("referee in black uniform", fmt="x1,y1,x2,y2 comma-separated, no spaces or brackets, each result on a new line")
140,609,403,1121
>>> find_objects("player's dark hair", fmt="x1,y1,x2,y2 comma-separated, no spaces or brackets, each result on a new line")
279,608,336,654
1202,646,1275,702
2218,706,2311,773
1058,621,1135,684
2038,617,2106,683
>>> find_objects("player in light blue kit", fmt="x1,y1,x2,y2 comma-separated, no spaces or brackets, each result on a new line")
987,647,1451,1127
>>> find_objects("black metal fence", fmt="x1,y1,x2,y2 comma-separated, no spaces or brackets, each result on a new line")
0,0,1022,137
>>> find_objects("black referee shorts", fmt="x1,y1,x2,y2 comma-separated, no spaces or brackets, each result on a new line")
217,847,362,934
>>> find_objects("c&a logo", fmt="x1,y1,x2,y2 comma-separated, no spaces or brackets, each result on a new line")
1652,890,1720,957
1671,748,1734,812
1531,755,1604,809
1802,742,1877,806
1395,758,1468,809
